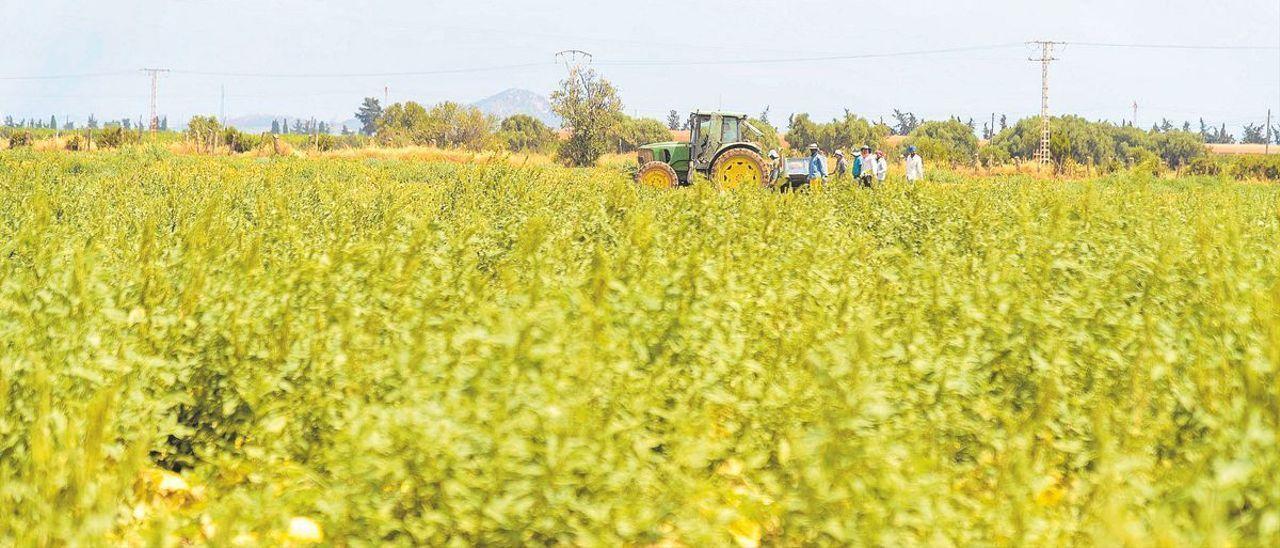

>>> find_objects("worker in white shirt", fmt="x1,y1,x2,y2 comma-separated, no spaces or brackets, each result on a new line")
857,145,876,188
905,145,925,182
874,150,888,183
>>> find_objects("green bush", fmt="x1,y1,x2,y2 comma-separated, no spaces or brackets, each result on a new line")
186,116,222,152
313,134,337,152
785,112,888,153
1152,131,1206,169
977,145,1011,167
221,128,262,153
1228,154,1280,180
609,115,670,153
905,120,980,166
1187,154,1280,180
497,114,558,153
990,117,1207,172
97,127,140,149
1187,156,1221,176
377,101,493,150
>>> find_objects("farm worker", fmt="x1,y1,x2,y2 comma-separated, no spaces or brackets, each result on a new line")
874,150,888,182
834,150,848,177
767,150,782,182
857,145,875,188
852,150,863,178
905,145,925,182
806,144,827,181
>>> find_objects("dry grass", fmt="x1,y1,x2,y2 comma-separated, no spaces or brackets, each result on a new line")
1207,143,1279,155
313,145,637,169
33,137,68,152
315,145,549,165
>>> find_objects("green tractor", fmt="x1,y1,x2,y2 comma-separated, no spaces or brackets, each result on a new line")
634,111,771,189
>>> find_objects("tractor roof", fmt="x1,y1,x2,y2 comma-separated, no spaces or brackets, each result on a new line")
692,110,749,119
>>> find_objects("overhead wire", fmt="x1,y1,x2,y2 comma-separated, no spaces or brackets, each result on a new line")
0,71,136,81
1067,41,1279,51
167,62,554,79
597,43,1028,67
0,40,1274,80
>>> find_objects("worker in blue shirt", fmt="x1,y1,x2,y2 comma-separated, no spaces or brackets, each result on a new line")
806,143,827,182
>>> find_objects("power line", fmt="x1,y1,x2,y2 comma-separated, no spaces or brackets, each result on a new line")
2,40,1273,81
597,43,1027,66
1068,41,1280,51
167,62,552,79
0,71,135,81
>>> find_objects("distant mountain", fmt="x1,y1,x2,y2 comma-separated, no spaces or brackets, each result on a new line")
223,114,279,133
472,89,560,128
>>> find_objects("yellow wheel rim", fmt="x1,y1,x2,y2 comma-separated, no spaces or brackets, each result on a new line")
716,158,761,189
640,169,673,189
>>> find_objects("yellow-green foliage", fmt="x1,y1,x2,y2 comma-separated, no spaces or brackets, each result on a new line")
2,150,1279,545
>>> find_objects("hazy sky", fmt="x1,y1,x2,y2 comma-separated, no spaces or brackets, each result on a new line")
3,0,1278,130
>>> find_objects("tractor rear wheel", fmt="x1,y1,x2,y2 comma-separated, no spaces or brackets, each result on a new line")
636,161,679,189
711,148,767,190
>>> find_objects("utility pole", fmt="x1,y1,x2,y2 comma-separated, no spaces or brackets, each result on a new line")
1132,101,1138,128
384,84,389,106
1027,41,1061,169
1267,109,1272,155
554,50,593,134
220,85,226,123
141,68,170,131
555,49,593,89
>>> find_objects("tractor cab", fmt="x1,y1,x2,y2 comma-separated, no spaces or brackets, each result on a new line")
636,110,769,189
689,111,746,171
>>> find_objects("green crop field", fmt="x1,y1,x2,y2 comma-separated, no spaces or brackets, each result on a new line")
2,149,1278,546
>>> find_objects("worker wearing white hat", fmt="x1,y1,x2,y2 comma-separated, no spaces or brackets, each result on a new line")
834,149,848,178
806,144,827,182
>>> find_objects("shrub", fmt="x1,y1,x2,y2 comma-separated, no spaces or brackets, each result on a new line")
186,116,222,153
1227,154,1280,180
785,112,888,153
1188,155,1280,181
992,117,1207,172
221,128,262,153
377,101,493,150
498,114,558,153
609,115,671,153
905,120,980,166
977,145,1011,167
1152,130,1206,169
8,131,34,148
313,134,337,152
98,127,140,148
64,135,84,151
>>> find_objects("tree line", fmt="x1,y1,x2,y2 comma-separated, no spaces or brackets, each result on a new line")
268,118,350,136
2,115,166,131
5,64,1274,173
346,75,675,165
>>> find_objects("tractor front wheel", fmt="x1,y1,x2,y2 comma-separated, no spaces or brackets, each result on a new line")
636,161,679,189
711,149,767,190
